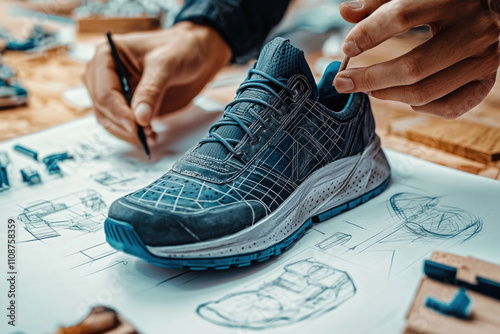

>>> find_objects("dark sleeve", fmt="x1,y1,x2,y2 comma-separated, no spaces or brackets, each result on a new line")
174,0,291,64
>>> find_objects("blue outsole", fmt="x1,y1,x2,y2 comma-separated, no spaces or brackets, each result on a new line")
105,175,391,270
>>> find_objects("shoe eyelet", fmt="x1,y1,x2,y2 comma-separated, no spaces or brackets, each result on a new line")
250,135,260,145
291,80,305,100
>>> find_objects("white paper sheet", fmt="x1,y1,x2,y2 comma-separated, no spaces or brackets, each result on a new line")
0,115,499,334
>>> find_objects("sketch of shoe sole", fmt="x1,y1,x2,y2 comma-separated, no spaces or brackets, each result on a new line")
105,38,391,269
197,258,356,329
391,193,482,239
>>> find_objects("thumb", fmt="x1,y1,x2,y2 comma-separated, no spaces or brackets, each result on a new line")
131,62,170,127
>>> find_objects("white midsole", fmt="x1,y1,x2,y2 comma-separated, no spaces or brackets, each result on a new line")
147,136,390,259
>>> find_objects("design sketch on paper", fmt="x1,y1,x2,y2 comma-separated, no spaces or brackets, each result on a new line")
92,169,160,192
314,192,482,276
390,192,482,240
197,258,356,329
316,232,352,250
68,242,131,276
73,133,120,161
70,242,118,268
17,189,107,241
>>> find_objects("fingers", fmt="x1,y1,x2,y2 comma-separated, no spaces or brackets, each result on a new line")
342,0,471,57
368,48,499,106
411,72,496,119
84,42,146,146
339,0,390,24
94,108,138,145
130,54,174,127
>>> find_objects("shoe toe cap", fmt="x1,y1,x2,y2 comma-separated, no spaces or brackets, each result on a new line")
108,196,267,247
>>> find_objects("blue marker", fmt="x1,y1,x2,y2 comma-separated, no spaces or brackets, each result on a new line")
14,144,39,161
42,152,73,175
20,168,42,185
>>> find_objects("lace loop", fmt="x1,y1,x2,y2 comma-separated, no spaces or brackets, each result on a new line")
200,70,292,159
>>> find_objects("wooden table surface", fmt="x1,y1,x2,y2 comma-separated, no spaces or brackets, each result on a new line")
1,1,499,180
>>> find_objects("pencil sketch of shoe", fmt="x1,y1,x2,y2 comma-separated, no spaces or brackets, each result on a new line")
18,189,107,240
391,193,482,240
105,37,391,269
197,258,356,329
314,192,482,277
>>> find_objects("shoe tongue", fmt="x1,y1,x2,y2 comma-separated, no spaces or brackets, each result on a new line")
195,38,318,161
253,37,318,98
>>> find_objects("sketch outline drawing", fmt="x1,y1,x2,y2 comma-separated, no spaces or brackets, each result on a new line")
197,258,356,329
390,192,482,240
316,232,352,250
314,192,483,277
17,189,107,240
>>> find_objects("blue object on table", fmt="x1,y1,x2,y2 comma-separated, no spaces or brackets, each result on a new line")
42,152,73,175
14,144,38,161
0,63,28,108
424,259,500,301
20,168,42,185
0,151,10,191
425,288,472,319
0,25,56,52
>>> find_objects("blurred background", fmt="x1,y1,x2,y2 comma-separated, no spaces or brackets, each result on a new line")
0,0,499,179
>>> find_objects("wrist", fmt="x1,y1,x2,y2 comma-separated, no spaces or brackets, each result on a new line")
172,21,232,65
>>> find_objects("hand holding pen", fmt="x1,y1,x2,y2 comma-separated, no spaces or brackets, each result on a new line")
83,24,232,148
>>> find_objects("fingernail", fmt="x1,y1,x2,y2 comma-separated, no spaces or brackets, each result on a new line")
335,76,354,92
122,119,133,132
342,1,365,10
135,103,153,126
343,40,361,57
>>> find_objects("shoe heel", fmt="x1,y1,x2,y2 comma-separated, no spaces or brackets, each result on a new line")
312,139,391,223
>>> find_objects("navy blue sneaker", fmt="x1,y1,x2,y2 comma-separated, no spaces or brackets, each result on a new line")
105,38,391,270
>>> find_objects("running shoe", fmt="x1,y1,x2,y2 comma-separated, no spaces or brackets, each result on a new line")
105,37,391,270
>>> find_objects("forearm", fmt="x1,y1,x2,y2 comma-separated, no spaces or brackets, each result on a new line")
175,0,291,63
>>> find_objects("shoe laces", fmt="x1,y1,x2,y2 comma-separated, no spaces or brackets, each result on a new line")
199,69,293,160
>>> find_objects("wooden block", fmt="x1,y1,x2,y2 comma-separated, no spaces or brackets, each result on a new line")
391,117,500,163
403,278,500,334
77,16,161,34
403,252,500,334
430,251,500,285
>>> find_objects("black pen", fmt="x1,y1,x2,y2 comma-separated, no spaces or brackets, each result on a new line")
106,31,151,160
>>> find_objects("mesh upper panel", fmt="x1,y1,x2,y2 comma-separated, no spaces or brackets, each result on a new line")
195,38,317,160
130,172,246,212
